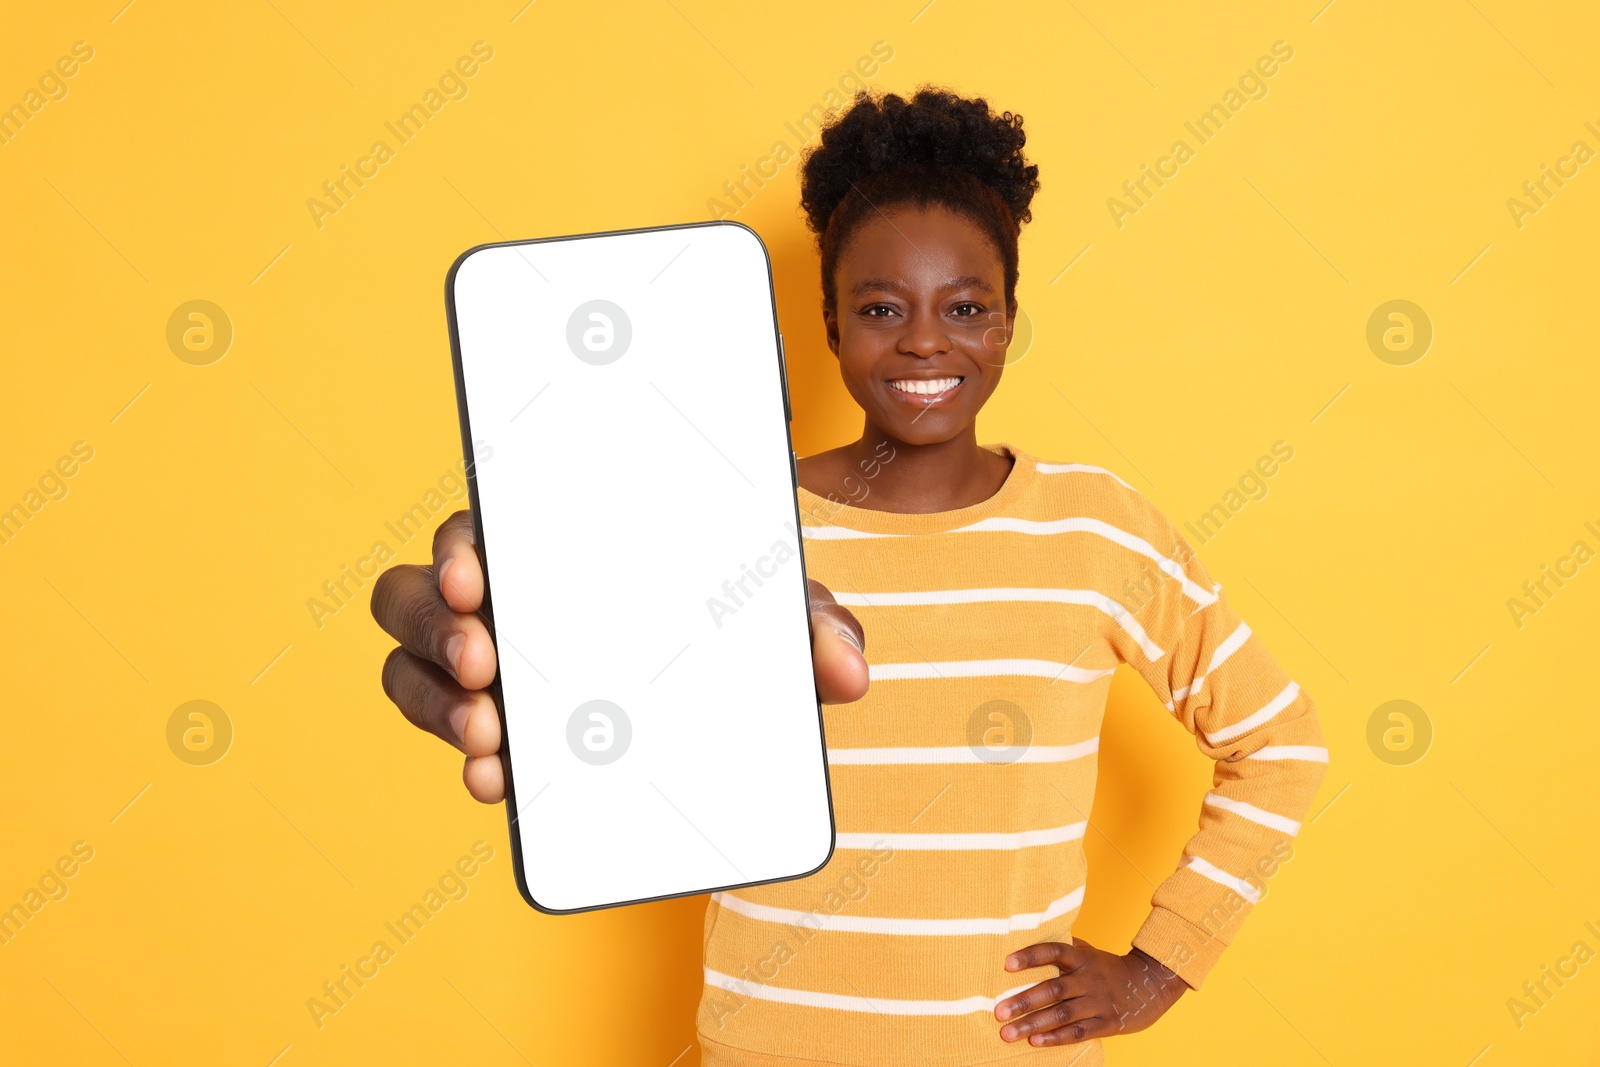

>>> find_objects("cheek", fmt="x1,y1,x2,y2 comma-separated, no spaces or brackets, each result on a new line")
836,361,882,412
951,322,1004,375
972,364,1005,404
833,328,885,383
967,323,1008,365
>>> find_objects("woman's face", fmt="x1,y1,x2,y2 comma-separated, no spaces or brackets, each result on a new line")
825,203,1013,447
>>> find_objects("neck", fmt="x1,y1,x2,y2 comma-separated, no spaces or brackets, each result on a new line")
841,421,1009,514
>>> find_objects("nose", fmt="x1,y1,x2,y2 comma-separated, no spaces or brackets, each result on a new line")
897,304,951,359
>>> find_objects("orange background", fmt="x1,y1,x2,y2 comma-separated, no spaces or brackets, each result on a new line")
2,1,1597,1064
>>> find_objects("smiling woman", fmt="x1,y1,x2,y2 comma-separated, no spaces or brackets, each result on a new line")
693,86,1329,1066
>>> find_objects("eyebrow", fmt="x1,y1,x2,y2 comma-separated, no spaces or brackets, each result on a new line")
851,275,994,297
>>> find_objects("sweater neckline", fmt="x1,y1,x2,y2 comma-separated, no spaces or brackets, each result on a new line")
795,443,1036,536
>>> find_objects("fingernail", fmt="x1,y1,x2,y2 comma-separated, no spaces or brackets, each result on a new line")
438,557,455,592
1001,1025,1016,1041
445,633,466,674
449,703,471,743
833,626,863,654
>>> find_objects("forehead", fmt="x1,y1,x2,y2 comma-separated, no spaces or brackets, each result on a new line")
836,203,1004,280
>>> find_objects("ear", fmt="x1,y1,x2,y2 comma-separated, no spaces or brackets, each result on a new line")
824,305,840,357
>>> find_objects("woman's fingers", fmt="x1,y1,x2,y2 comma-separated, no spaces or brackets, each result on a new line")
382,647,504,805
381,648,502,756
1004,999,1106,1046
996,972,1078,1023
996,941,1085,1023
432,510,484,613
374,508,502,805
996,939,1121,1045
994,965,1099,1044
463,754,505,804
1005,939,1090,973
370,562,498,689
808,579,869,704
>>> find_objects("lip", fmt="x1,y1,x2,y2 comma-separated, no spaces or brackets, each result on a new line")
884,376,966,407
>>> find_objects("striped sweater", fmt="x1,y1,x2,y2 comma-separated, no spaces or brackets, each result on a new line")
697,443,1329,1066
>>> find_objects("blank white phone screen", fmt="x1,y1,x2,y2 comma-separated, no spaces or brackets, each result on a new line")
447,222,833,913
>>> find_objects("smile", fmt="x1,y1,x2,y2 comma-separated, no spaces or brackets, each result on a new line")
886,376,965,402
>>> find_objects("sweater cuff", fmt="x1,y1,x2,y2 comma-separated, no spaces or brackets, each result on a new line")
1129,905,1230,990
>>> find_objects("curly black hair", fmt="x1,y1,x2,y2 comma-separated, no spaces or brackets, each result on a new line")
798,85,1041,316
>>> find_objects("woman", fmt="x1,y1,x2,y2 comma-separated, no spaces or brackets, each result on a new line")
372,87,1328,1065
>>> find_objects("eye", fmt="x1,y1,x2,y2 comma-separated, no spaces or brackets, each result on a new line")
861,304,898,318
951,302,984,318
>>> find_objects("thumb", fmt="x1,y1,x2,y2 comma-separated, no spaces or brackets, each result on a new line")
807,579,869,704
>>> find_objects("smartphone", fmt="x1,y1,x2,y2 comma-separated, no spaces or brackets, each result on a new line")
444,220,834,914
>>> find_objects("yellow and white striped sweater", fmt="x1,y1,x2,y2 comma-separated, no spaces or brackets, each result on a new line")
697,444,1329,1066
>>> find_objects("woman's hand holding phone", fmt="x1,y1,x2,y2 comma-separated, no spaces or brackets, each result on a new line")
371,510,871,803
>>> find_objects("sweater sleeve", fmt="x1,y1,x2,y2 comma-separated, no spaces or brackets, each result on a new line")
1105,497,1330,990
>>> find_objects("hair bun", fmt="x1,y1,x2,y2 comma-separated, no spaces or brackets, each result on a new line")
799,85,1040,237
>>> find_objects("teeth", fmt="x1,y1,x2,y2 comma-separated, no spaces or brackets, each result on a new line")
888,377,963,395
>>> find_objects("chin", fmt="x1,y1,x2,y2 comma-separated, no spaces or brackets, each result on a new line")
878,409,970,446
